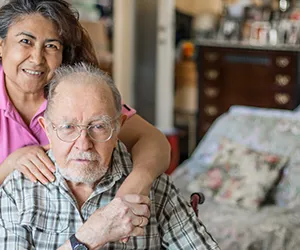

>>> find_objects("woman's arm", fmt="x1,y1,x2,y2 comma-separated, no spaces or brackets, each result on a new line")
116,114,171,197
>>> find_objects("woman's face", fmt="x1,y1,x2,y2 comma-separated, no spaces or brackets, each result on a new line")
0,14,63,95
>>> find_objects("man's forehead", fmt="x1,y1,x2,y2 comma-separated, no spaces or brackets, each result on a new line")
56,75,109,91
49,77,116,122
54,76,113,102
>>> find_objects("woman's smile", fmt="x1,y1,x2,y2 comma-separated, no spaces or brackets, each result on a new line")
22,69,44,76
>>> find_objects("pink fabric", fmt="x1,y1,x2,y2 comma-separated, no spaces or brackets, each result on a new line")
0,66,49,164
121,103,136,118
0,66,136,164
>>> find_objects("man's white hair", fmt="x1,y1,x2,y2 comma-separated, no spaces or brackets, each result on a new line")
45,62,122,131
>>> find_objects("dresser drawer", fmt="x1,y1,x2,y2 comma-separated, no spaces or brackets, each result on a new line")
200,59,297,93
201,68,221,83
200,85,221,100
201,48,221,64
222,88,295,110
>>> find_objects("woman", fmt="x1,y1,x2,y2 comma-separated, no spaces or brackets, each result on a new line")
0,0,170,197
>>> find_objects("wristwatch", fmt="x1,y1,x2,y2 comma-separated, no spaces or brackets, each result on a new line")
70,234,89,250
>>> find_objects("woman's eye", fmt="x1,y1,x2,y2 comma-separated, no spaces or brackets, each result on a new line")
45,43,60,50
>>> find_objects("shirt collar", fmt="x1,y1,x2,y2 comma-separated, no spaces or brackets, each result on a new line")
0,65,9,110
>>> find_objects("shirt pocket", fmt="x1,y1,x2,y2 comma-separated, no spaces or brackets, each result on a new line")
19,208,69,234
20,208,70,249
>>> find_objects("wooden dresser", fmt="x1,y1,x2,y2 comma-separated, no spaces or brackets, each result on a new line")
196,42,300,142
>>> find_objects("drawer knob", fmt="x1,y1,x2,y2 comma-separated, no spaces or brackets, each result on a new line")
204,87,219,98
274,93,290,105
204,52,219,62
275,74,290,87
276,57,290,68
204,105,218,116
204,70,219,80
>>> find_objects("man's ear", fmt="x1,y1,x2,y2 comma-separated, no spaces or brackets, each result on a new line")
120,114,127,127
114,114,127,148
38,116,52,144
38,116,47,131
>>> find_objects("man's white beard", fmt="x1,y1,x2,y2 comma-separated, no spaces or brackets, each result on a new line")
59,151,109,186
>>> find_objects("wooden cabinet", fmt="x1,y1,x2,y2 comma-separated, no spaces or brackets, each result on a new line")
196,43,300,142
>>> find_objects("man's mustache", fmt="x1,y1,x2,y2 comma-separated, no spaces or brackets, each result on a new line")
66,151,100,162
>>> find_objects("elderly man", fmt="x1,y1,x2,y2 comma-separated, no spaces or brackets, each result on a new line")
0,63,219,250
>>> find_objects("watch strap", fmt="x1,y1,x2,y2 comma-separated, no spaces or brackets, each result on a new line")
70,234,88,250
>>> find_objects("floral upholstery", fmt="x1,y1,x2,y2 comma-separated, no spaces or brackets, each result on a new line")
192,138,288,210
185,106,300,208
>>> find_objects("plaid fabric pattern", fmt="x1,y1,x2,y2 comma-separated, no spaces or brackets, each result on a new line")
0,141,219,250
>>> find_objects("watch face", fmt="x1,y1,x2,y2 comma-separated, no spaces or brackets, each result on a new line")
74,244,88,250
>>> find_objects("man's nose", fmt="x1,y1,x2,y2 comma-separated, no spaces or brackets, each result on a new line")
74,129,93,151
30,47,45,65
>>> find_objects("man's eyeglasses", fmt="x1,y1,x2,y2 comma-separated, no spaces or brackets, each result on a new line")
50,119,117,143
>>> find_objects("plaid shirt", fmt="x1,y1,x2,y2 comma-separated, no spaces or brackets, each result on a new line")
0,142,219,250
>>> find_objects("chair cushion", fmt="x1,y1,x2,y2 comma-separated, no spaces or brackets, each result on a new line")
185,106,300,208
190,138,288,210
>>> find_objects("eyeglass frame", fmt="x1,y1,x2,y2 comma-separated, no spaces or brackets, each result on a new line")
49,116,120,143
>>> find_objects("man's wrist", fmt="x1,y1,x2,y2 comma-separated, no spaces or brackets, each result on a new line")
57,240,72,250
70,234,89,250
74,232,92,249
75,230,105,250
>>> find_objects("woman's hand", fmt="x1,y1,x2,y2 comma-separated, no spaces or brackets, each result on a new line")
1,145,55,184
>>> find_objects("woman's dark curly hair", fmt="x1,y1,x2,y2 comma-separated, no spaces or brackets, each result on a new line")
0,0,99,67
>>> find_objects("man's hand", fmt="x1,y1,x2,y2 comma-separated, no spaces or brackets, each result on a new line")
75,194,151,249
115,171,153,243
3,145,55,184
